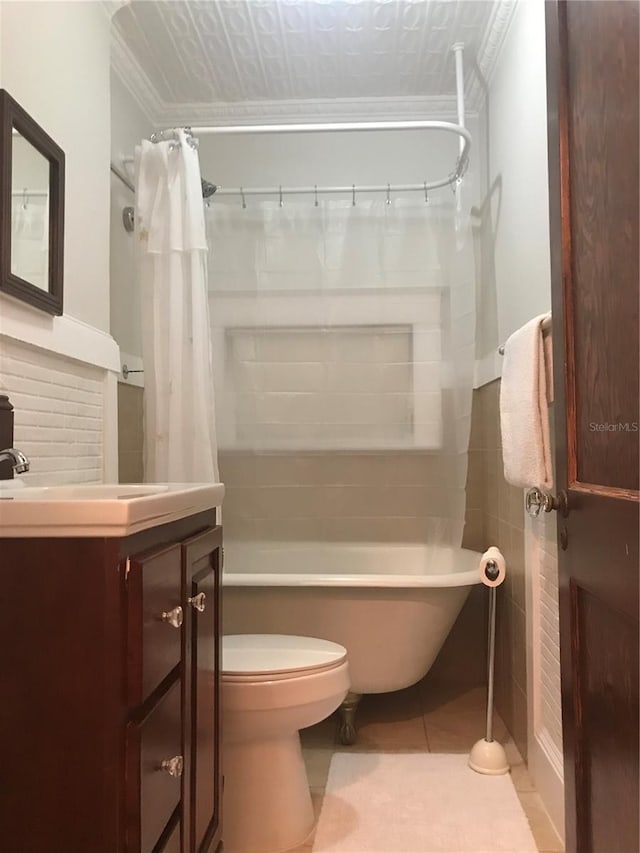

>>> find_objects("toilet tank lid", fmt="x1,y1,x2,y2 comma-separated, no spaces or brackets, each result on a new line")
222,634,347,676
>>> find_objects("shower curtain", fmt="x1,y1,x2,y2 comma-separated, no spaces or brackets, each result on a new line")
135,129,219,482
206,197,474,546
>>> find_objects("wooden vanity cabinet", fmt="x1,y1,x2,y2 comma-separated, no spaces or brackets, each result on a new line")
0,509,223,853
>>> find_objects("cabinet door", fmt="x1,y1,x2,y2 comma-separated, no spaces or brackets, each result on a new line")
182,526,223,853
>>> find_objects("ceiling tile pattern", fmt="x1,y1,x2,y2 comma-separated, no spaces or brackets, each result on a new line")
112,0,515,124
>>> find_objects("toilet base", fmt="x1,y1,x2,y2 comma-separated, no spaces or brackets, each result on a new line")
223,732,315,853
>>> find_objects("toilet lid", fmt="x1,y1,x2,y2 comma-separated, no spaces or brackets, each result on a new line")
222,634,347,677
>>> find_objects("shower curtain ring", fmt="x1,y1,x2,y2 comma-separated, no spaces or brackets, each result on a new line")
386,183,391,206
424,181,429,204
240,187,246,209
314,185,319,207
279,185,283,207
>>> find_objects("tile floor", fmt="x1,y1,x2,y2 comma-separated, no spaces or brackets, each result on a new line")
295,675,565,853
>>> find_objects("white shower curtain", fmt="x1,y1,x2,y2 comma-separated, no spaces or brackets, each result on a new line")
206,197,474,546
135,129,219,482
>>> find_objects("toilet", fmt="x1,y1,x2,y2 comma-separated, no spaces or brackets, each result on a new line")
222,634,350,853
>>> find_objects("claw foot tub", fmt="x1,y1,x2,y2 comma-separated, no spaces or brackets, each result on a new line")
222,541,481,743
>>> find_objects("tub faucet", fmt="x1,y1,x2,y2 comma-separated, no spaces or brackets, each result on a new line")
0,448,30,474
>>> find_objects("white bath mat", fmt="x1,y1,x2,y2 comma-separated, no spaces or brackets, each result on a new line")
312,753,537,852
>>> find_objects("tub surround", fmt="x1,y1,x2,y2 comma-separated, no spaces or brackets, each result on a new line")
219,450,467,544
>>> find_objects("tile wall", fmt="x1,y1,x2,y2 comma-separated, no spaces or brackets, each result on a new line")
117,382,144,483
0,337,105,485
462,379,528,759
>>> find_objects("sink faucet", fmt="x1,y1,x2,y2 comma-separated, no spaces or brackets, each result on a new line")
0,448,30,474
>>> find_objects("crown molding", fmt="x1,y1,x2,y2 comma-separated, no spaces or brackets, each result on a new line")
155,95,471,129
467,0,518,108
110,24,162,126
111,0,516,129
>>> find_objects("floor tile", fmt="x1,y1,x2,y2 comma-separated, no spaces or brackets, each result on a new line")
297,679,562,853
351,686,429,751
303,747,334,790
421,682,508,752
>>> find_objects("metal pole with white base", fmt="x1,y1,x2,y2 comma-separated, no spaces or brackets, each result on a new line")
469,547,510,775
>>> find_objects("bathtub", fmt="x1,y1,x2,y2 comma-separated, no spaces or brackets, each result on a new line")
222,541,481,696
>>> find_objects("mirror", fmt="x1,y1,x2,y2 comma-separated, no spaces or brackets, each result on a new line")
0,89,64,315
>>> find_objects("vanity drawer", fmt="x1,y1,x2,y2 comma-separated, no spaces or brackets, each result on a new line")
126,680,183,853
127,543,183,706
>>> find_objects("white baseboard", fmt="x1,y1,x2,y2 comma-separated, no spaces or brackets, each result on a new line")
529,727,565,841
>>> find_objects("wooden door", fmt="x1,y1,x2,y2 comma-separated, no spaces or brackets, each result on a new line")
546,2,640,851
182,526,223,853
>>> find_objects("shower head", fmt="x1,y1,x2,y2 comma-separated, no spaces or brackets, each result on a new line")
202,178,218,199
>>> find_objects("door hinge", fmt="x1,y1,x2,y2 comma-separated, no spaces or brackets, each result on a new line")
124,556,131,582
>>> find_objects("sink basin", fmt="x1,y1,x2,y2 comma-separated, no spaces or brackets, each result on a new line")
0,482,225,537
1,484,170,500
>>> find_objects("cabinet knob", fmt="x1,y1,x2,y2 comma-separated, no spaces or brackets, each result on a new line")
160,755,184,778
188,592,206,613
160,606,183,628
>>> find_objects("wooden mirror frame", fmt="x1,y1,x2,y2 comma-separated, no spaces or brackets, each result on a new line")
0,89,65,315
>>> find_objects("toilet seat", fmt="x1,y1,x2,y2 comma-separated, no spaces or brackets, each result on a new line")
223,634,347,682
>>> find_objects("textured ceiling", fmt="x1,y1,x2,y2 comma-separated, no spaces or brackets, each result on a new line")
112,0,515,124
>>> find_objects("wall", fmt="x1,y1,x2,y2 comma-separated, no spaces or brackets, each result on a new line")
198,121,479,192
118,382,144,483
0,1,119,483
475,0,552,382
464,380,528,757
0,338,105,484
0,1,111,332
473,0,562,836
202,121,480,542
109,70,151,483
110,69,150,363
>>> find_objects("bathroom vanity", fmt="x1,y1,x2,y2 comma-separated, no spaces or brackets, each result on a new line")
0,483,224,853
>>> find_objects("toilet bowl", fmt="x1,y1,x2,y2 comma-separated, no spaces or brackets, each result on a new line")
222,634,350,853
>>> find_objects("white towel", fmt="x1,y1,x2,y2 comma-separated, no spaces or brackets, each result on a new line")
500,313,553,489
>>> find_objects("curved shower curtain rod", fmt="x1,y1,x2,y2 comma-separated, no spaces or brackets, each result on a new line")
121,44,471,202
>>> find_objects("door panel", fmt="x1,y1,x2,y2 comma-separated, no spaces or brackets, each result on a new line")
563,1,639,493
182,527,223,853
575,588,639,853
546,2,640,850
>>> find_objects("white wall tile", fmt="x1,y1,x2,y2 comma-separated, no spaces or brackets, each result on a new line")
0,338,105,485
